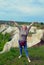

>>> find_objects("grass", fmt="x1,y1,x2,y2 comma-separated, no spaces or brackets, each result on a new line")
0,46,44,65
0,33,11,51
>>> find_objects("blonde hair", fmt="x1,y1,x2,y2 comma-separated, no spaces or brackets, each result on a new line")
22,25,27,30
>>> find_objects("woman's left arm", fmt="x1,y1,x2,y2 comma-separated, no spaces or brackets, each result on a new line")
28,22,34,31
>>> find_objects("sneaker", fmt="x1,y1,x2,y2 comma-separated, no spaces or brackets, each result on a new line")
28,58,31,62
18,55,22,59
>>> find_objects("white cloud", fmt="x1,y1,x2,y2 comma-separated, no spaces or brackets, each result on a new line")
13,5,44,16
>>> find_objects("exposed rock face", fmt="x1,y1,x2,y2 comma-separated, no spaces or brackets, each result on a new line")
0,27,19,54
29,26,37,33
27,29,44,47
2,26,15,34
0,26,44,54
41,30,44,41
0,24,8,33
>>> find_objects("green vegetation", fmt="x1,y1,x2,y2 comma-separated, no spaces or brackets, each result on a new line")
33,22,44,29
0,33,44,65
17,22,44,29
0,21,44,65
28,30,36,37
0,33,11,51
28,32,35,37
17,22,31,25
0,21,44,29
0,46,44,65
0,32,44,65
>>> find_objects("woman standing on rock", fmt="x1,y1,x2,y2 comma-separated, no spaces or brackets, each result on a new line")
14,22,34,62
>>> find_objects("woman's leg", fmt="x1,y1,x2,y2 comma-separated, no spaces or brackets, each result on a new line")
24,43,31,62
18,43,22,58
19,44,22,56
24,43,29,58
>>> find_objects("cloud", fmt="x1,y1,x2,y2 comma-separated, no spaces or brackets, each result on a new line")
15,6,44,15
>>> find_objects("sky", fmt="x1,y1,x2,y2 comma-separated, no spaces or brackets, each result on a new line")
0,0,44,22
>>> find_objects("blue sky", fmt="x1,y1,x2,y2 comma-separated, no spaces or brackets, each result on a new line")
0,0,44,22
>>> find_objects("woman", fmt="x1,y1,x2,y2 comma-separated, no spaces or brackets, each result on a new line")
14,22,34,62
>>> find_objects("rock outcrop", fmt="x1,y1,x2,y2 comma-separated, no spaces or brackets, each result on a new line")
0,26,44,54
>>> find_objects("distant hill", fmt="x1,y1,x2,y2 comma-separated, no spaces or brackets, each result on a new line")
0,20,31,24
0,20,44,29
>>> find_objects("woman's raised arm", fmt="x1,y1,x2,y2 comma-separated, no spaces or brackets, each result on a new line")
28,22,34,31
14,22,21,30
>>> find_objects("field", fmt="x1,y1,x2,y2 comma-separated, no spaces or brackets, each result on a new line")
0,22,44,65
0,46,44,65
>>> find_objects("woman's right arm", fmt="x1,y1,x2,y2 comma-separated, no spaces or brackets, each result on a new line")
14,22,20,30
